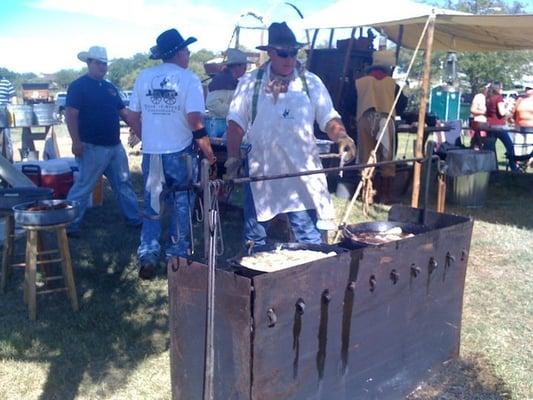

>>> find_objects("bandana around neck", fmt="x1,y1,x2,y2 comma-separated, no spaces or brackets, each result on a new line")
265,62,303,103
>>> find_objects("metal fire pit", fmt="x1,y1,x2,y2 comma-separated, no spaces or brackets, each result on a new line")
168,205,473,400
13,200,79,227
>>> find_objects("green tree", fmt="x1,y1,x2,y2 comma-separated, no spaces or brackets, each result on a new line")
55,69,84,90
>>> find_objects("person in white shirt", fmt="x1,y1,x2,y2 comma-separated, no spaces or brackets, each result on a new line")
128,28,216,279
224,22,356,246
469,83,490,149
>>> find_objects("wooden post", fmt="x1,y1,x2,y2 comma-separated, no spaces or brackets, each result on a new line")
437,174,446,213
335,27,356,107
411,15,436,208
306,29,320,70
395,25,404,64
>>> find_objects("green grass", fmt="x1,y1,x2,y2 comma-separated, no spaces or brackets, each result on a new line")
0,141,532,399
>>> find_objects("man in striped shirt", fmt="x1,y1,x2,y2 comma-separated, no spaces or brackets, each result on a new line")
0,75,16,160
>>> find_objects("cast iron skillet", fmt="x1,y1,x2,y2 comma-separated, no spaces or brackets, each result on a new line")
341,221,429,249
228,242,347,278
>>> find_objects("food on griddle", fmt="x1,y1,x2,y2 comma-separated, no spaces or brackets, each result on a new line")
25,202,72,212
238,248,337,272
345,226,414,245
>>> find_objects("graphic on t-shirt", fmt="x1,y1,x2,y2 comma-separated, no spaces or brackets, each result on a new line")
147,75,177,105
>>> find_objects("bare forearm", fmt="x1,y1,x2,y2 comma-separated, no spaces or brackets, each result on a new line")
226,120,244,158
195,136,215,164
128,111,142,139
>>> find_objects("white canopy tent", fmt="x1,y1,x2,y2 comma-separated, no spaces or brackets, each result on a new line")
303,0,533,51
302,0,533,223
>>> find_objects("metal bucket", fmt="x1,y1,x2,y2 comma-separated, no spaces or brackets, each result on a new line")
0,106,8,128
447,172,490,207
7,104,33,127
32,103,57,125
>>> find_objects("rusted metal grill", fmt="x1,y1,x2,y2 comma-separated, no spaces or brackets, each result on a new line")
168,205,473,400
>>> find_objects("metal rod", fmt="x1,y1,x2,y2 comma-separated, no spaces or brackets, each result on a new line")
202,207,217,400
411,15,436,208
231,156,425,185
201,159,210,259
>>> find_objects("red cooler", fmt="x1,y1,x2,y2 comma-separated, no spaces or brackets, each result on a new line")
16,159,74,199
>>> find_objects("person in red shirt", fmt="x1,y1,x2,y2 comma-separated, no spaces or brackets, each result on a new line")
485,82,519,171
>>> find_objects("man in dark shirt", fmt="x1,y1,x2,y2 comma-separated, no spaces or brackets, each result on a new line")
65,46,141,236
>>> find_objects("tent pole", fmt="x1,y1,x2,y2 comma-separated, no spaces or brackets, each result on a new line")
395,25,404,64
335,27,356,107
411,15,435,208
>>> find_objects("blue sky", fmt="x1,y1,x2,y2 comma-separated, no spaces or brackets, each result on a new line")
1,0,532,74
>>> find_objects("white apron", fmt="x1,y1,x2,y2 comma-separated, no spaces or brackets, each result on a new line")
247,72,335,224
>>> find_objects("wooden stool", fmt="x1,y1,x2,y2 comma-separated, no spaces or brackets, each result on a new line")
2,219,79,320
1,212,48,293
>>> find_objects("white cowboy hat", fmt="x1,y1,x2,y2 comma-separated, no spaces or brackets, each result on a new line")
225,49,250,65
77,46,108,63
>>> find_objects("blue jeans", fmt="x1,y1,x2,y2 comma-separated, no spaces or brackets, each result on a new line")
67,142,140,231
137,147,198,262
493,130,518,170
243,182,322,246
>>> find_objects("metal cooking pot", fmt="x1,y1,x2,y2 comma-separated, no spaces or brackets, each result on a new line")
341,221,429,248
0,187,53,211
228,242,347,277
13,200,79,227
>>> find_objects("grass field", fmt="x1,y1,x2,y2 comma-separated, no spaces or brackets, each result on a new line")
0,128,531,399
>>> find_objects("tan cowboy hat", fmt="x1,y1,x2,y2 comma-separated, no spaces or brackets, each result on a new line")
367,50,395,72
225,49,250,65
77,46,108,63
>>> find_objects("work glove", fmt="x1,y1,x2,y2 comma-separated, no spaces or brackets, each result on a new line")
127,131,141,148
337,134,357,164
223,157,242,180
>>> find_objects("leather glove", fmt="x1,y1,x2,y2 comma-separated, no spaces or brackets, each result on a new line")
127,131,141,148
337,134,356,164
223,157,242,180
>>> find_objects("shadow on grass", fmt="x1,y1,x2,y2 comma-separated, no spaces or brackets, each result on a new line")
0,178,169,399
408,356,512,400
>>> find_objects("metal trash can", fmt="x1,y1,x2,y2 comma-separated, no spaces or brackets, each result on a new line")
445,149,496,207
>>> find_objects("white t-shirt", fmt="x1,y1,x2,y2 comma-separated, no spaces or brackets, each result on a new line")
129,63,205,154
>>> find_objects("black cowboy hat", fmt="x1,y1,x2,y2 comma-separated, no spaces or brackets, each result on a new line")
256,22,304,51
149,28,197,60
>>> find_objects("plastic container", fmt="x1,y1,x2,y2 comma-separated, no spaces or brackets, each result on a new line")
204,117,227,138
16,159,74,199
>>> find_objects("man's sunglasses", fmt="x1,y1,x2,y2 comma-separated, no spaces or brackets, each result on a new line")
275,49,298,58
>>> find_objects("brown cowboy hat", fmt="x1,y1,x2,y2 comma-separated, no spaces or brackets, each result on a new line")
256,22,304,51
149,28,197,60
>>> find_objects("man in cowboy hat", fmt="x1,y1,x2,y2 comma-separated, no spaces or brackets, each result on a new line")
128,28,216,279
224,22,356,246
206,48,251,118
354,50,407,204
65,45,141,237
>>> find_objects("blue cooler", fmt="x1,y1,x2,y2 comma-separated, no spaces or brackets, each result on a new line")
204,117,227,138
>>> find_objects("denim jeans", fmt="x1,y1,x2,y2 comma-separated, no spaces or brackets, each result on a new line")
137,147,198,262
243,182,322,246
493,130,518,170
67,142,140,231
